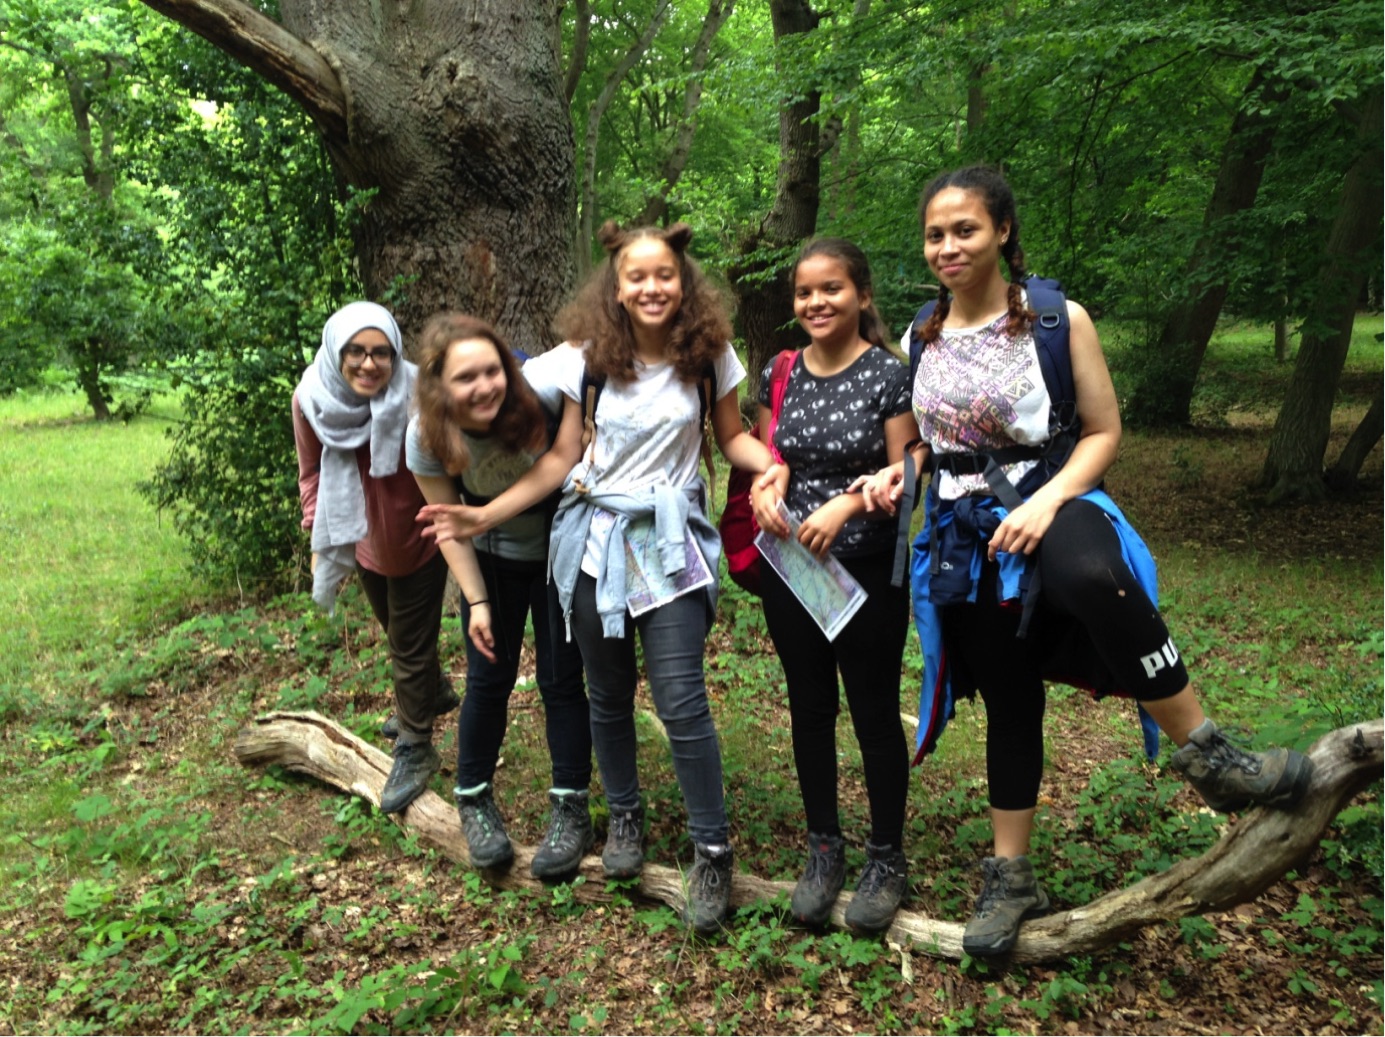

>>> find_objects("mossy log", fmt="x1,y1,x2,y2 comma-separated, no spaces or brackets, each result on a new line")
234,713,1382,963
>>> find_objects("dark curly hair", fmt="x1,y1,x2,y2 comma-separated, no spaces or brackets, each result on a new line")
794,237,892,350
915,165,1033,344
413,312,546,477
555,220,732,384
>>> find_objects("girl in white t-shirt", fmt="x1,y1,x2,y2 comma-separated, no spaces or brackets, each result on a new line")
418,221,774,933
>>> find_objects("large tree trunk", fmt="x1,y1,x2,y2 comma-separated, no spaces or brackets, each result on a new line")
140,0,575,351
728,0,821,408
1124,67,1287,426
1258,87,1383,501
235,711,1383,965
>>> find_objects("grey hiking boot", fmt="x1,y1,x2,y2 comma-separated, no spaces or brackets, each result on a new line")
381,673,460,740
791,831,846,927
602,804,645,879
531,789,595,880
684,844,735,934
455,783,514,870
844,840,909,934
1169,718,1314,813
962,855,1051,957
378,741,440,814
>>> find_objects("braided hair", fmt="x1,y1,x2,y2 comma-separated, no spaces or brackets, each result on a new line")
915,165,1033,344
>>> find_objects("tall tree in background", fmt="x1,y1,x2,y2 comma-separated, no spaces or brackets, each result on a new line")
730,0,825,395
1122,66,1287,427
140,0,574,349
1257,87,1383,502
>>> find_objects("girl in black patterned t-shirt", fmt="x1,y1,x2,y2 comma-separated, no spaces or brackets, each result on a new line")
750,239,917,934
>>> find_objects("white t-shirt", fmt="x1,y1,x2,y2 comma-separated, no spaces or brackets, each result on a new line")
551,341,745,575
552,342,745,495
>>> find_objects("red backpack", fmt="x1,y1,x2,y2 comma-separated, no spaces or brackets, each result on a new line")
719,349,798,594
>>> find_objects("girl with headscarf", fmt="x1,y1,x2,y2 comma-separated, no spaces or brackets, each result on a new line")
293,301,454,814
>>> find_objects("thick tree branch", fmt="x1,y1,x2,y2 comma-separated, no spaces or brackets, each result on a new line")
235,713,1382,963
563,0,591,104
137,0,346,140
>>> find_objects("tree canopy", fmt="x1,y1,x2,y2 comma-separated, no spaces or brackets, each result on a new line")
1,0,1379,583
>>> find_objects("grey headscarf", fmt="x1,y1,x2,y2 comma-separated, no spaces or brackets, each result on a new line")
296,301,415,611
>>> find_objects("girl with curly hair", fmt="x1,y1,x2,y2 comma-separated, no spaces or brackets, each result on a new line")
418,221,775,933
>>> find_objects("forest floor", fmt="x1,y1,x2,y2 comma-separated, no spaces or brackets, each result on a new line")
1,350,1381,1035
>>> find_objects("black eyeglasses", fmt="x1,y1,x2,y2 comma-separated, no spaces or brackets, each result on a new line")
342,344,395,367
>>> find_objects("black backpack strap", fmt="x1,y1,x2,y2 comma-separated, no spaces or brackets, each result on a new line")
698,362,717,501
579,365,604,458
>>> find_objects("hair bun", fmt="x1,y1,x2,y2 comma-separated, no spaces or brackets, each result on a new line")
663,222,693,252
597,220,626,254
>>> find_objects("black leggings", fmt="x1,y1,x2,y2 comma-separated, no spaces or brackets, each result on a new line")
944,499,1188,811
761,550,911,848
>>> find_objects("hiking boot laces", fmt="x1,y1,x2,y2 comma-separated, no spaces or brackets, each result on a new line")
1202,727,1264,777
857,853,900,898
973,859,1010,919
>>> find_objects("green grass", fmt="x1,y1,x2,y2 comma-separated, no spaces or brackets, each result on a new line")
0,334,1380,1034
0,382,203,699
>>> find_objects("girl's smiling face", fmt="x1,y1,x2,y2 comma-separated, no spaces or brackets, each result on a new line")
615,237,684,342
923,186,1009,294
793,253,868,348
339,327,394,398
441,336,508,432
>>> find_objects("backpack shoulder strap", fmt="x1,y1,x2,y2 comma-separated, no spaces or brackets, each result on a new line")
579,365,604,455
1024,275,1075,419
908,300,937,391
697,361,719,498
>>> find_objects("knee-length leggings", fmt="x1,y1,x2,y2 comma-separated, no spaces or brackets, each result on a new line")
943,498,1188,811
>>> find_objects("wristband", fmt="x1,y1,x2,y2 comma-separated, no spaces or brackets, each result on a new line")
467,599,489,607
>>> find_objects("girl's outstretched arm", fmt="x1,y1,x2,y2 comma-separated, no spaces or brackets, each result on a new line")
710,386,774,473
417,395,583,542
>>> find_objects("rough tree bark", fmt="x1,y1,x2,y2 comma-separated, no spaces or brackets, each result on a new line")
139,0,576,350
235,712,1383,964
1258,87,1383,501
1124,66,1287,427
729,0,822,407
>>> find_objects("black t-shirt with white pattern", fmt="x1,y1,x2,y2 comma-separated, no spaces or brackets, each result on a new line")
758,347,911,558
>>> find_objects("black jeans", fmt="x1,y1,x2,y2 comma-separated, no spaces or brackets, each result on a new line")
455,552,591,791
761,550,911,848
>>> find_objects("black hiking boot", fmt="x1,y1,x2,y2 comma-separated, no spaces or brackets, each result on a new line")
962,855,1051,957
791,832,846,927
531,790,595,880
1168,718,1314,813
455,783,514,870
602,804,645,879
684,844,735,934
844,840,909,935
378,741,440,814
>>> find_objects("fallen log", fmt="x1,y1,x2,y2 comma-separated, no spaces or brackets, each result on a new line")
234,712,1382,963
